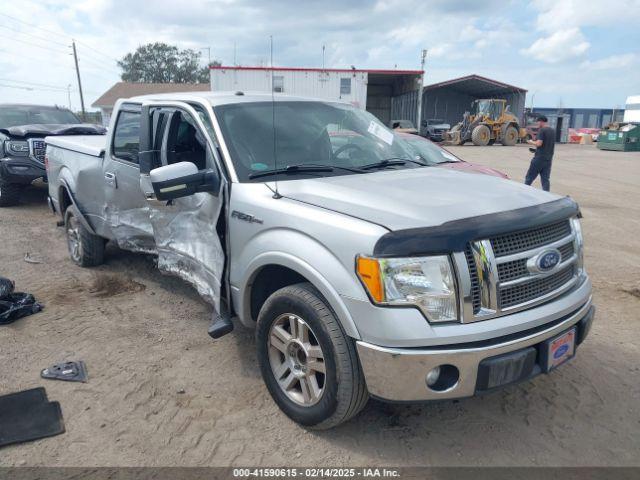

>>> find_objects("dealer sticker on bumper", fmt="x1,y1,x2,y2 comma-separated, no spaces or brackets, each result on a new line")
546,328,576,370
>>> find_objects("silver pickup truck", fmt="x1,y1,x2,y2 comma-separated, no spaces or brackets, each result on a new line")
46,92,594,429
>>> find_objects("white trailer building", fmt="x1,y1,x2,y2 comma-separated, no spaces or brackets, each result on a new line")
209,66,423,126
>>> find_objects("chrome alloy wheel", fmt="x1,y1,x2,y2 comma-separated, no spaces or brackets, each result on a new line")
268,313,326,406
66,215,82,263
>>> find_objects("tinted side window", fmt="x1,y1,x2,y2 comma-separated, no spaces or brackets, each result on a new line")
112,111,141,163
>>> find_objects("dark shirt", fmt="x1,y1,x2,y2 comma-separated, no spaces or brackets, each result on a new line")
534,126,555,162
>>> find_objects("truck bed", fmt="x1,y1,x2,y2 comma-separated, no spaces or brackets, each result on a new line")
45,134,107,157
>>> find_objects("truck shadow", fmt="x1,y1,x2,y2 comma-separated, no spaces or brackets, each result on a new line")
18,182,49,206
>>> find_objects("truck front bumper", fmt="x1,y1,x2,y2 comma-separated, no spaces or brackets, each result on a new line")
357,297,594,402
0,157,46,184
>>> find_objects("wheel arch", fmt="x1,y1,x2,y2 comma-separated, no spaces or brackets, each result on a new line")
57,176,97,235
237,252,361,340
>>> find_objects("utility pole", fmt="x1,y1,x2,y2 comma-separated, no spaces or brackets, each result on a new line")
71,40,86,120
200,46,211,65
416,49,427,133
67,84,72,109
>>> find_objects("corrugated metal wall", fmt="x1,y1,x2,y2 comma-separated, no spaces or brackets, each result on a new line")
532,107,626,129
392,87,527,128
211,69,368,109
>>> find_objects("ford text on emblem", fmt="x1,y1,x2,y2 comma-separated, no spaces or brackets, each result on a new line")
527,248,561,274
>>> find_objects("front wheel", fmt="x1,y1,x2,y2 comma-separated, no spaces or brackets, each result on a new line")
256,283,368,429
471,124,491,146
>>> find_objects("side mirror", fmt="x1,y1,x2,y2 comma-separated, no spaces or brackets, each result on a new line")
150,161,220,201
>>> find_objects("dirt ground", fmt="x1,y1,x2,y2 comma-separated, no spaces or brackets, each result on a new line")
1,143,639,467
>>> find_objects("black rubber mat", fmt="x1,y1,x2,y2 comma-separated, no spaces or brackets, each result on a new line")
0,388,65,448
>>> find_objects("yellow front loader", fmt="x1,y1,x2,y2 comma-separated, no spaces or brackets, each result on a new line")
446,99,526,146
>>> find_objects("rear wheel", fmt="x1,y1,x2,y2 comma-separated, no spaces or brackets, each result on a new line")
65,207,105,267
256,283,368,429
0,181,23,207
471,125,491,146
501,126,519,146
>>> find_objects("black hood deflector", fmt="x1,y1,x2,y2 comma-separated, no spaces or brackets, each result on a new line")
0,124,106,138
373,196,580,257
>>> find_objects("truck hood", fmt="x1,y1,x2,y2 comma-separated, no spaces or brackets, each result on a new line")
275,167,561,231
0,123,106,138
429,123,450,130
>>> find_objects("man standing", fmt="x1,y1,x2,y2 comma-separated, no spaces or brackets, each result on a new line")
525,115,555,191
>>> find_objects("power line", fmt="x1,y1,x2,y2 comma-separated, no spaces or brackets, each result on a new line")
0,33,69,55
0,24,69,48
0,83,69,93
0,13,120,63
0,78,70,91
0,13,67,39
75,39,119,63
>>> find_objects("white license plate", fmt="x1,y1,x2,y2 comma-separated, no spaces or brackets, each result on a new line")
547,328,576,370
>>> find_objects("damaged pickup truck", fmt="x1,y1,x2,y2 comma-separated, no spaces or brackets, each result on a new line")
46,92,594,429
0,104,105,206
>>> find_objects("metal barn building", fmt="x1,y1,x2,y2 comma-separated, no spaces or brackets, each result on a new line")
391,74,527,129
531,107,626,129
209,66,423,126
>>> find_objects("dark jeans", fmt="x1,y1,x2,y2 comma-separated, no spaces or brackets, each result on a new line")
525,157,552,191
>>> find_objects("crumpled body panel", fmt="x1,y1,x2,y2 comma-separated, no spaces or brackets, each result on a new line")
105,205,157,254
149,192,224,313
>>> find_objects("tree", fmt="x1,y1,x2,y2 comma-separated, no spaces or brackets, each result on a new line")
118,42,220,83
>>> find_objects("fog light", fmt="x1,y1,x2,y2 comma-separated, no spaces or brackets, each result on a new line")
426,366,441,387
425,364,460,392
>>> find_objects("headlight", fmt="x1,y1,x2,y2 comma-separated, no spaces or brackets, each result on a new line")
571,217,584,272
357,255,458,322
6,141,29,155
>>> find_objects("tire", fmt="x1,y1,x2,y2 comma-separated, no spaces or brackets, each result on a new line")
64,206,105,267
501,126,519,146
256,282,368,429
471,124,491,146
0,181,23,207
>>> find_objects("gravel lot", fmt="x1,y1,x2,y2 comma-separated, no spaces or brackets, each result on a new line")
1,143,638,467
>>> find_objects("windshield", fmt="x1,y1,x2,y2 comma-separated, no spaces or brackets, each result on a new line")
474,100,502,120
216,101,418,182
0,106,80,128
400,135,461,165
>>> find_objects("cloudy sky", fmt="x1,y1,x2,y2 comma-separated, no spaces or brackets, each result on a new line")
0,0,638,111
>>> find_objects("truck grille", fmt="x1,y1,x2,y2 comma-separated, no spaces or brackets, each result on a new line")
29,139,46,165
490,220,571,257
499,264,575,308
464,244,482,314
462,218,579,321
497,241,574,283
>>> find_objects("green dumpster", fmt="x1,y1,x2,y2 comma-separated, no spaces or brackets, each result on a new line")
597,123,640,151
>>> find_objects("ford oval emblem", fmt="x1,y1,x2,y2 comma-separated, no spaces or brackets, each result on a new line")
527,248,561,274
554,344,569,359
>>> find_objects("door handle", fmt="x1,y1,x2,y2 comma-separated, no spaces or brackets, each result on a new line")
104,172,117,188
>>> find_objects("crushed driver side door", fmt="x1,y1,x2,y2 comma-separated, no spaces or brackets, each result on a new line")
139,101,226,314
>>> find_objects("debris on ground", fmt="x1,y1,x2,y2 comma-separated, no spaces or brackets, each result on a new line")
0,277,43,325
23,253,43,264
41,361,88,383
0,387,65,448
